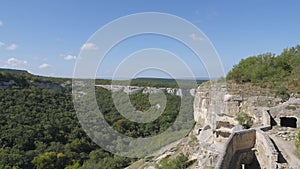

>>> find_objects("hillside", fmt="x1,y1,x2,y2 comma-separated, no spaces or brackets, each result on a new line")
0,68,29,74
0,70,193,169
227,45,300,97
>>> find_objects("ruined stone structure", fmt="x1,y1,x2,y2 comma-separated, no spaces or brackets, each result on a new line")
127,81,300,169
192,82,299,169
215,128,281,169
255,129,281,169
215,129,257,169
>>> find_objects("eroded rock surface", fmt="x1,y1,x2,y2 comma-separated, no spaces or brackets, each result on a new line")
127,81,300,169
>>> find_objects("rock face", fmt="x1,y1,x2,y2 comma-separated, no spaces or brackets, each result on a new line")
0,80,16,89
193,82,228,126
193,83,297,129
0,79,72,92
127,81,300,169
270,97,300,127
192,82,300,168
95,85,195,97
35,82,62,92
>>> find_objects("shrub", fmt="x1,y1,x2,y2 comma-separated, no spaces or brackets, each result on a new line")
235,112,253,129
296,131,300,150
155,153,189,169
274,86,290,102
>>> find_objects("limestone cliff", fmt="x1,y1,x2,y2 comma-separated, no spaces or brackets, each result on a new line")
128,81,300,169
95,84,196,96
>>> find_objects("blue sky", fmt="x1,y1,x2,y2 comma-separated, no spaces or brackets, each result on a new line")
0,0,299,78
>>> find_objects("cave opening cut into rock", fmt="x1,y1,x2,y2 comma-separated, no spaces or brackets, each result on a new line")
280,117,297,128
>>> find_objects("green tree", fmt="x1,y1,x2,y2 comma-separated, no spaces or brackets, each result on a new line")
227,45,300,93
32,152,68,169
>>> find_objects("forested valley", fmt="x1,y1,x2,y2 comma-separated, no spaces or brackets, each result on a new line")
0,71,188,169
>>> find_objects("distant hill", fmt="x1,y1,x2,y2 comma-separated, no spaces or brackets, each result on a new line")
134,77,207,84
0,68,29,74
0,68,207,88
96,77,207,88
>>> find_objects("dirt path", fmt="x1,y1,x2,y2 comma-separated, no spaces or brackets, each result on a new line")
269,134,300,169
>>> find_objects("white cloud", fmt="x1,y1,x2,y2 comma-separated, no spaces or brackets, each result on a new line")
6,44,18,51
189,33,204,41
39,63,51,69
81,43,98,51
0,41,4,47
6,58,27,67
64,54,76,60
0,21,2,27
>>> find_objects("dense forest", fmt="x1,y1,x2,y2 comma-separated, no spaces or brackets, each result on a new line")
0,71,193,169
227,45,300,96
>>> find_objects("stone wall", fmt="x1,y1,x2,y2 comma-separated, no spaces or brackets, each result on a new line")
255,129,278,169
215,129,256,169
215,128,280,169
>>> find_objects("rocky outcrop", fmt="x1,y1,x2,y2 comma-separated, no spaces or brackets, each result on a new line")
95,85,195,97
192,81,300,168
0,78,72,92
35,82,62,92
193,83,290,129
0,80,16,89
127,81,300,169
269,97,300,127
